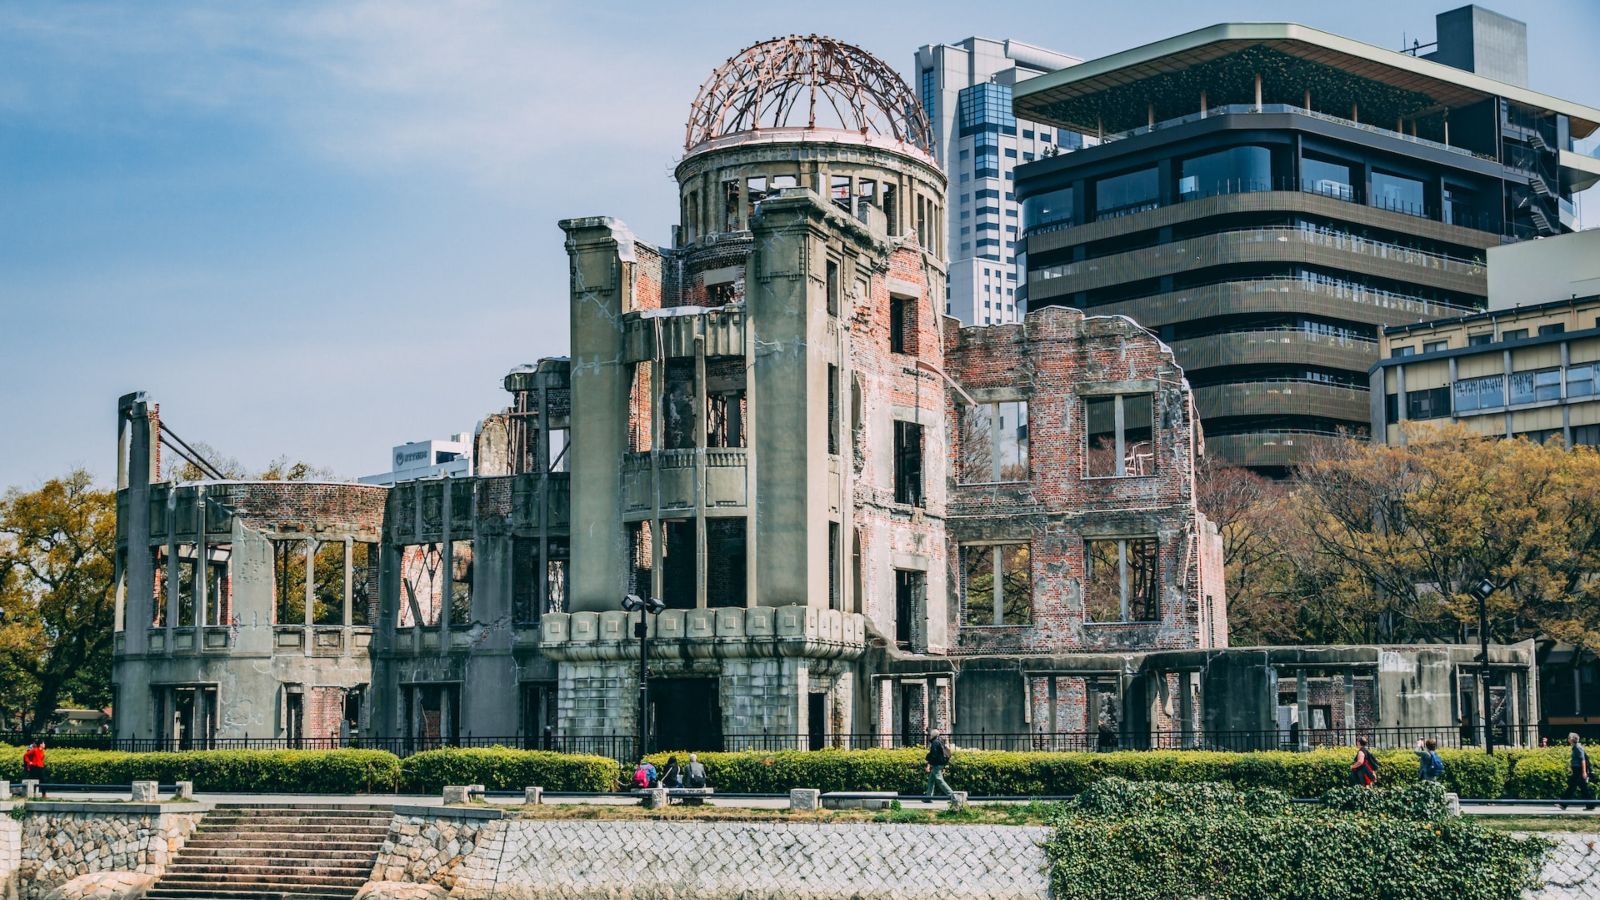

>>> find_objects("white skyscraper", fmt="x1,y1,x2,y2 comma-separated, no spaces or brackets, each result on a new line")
914,37,1082,325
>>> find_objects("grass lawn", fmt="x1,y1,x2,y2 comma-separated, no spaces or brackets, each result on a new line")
1471,814,1600,833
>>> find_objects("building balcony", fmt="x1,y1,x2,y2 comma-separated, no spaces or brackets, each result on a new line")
1101,103,1492,161
1170,328,1376,374
623,447,749,513
1078,278,1476,332
1193,379,1370,424
1204,430,1351,469
1030,224,1487,300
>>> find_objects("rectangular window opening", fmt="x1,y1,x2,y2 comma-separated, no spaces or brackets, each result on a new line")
273,539,307,625
1085,537,1158,623
960,400,1028,482
893,420,924,507
706,518,746,608
312,540,345,625
961,543,1032,626
1085,393,1155,477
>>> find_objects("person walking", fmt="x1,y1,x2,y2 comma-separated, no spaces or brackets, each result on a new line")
1559,733,1596,811
925,731,954,798
1415,738,1445,783
1350,737,1378,787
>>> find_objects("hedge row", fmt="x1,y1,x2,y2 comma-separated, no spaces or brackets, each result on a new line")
642,746,1569,798
399,748,615,793
0,748,401,793
1048,780,1548,900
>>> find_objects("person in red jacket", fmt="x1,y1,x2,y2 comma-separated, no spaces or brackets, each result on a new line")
1349,737,1378,787
22,741,46,797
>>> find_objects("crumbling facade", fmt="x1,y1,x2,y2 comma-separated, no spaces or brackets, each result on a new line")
111,35,1539,753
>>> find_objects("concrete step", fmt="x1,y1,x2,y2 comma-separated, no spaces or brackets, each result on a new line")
146,890,355,900
151,806,388,900
165,861,373,877
155,875,369,889
193,823,392,836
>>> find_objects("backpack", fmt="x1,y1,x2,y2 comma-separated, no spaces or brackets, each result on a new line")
632,767,651,789
927,739,950,767
1365,751,1380,774
1428,751,1445,779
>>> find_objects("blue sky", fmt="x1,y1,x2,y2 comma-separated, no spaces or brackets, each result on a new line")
2,0,1597,489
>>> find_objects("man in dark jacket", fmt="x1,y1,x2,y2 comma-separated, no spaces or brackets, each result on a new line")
925,732,954,798
1560,733,1595,811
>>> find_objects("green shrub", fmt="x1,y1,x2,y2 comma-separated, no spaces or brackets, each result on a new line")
1319,781,1453,819
0,748,401,793
1047,805,1549,900
1504,747,1570,799
644,746,1512,798
1073,777,1291,816
399,747,615,793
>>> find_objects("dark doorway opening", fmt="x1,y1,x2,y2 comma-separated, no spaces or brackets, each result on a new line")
895,570,921,648
521,682,558,749
651,677,722,753
285,692,303,749
899,683,922,746
808,692,826,751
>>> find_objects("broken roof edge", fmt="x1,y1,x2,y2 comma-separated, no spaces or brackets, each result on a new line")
166,478,388,490
1012,22,1600,138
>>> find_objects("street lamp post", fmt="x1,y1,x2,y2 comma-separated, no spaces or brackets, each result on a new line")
1467,578,1498,755
622,594,666,762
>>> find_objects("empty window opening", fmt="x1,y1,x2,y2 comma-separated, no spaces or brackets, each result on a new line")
273,539,307,625
831,174,852,213
351,542,377,626
627,521,654,600
662,519,697,609
893,421,924,507
882,184,898,234
398,542,445,628
745,175,771,221
706,517,746,608
663,359,696,450
894,570,922,648
851,529,863,615
962,543,1032,625
449,540,473,624
548,428,570,472
770,174,798,190
706,357,746,449
889,295,915,354
1085,393,1155,477
827,364,840,455
451,478,473,522
628,362,654,452
826,259,840,317
312,540,345,625
960,400,1029,482
722,179,741,231
512,537,540,625
1085,537,1159,623
828,521,841,610
546,538,568,614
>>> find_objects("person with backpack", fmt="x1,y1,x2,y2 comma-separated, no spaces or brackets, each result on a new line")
925,731,954,798
1414,738,1445,783
1350,737,1378,787
1559,733,1596,811
685,753,708,789
630,759,657,789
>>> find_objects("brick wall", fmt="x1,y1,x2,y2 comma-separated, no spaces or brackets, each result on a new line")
942,307,1220,654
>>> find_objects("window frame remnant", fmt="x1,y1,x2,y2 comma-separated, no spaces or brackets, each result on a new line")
889,295,914,354
1084,537,1159,623
1085,392,1155,478
959,399,1029,483
893,420,924,508
706,517,747,608
961,543,1032,626
272,538,308,625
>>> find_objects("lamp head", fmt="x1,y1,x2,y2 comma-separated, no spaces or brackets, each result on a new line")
1469,578,1496,602
622,594,644,612
645,596,667,614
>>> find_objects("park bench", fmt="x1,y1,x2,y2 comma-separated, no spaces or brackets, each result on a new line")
632,787,716,807
820,791,896,810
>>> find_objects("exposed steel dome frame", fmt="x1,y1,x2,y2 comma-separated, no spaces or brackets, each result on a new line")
685,35,934,154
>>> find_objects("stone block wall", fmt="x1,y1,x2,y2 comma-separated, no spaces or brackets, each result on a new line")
17,807,200,899
371,812,504,892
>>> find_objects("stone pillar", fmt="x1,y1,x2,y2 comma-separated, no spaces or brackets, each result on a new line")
21,781,38,800
931,679,953,736
1342,672,1358,744
442,785,470,804
175,781,194,800
642,788,669,810
524,787,543,805
790,788,821,811
1296,669,1310,750
130,781,158,802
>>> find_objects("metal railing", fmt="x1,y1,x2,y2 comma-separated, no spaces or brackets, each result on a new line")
1104,103,1491,161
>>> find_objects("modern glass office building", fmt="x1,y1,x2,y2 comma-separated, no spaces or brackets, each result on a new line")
914,37,1083,326
1012,9,1600,472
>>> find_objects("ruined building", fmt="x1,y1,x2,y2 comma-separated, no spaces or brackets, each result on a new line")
112,36,1539,753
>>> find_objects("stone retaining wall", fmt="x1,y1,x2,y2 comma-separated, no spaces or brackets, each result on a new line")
371,808,503,892
15,805,200,900
1537,833,1600,899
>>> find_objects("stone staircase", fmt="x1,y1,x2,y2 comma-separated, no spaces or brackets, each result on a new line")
144,804,391,900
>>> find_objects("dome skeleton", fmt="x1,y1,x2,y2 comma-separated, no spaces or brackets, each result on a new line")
685,35,934,154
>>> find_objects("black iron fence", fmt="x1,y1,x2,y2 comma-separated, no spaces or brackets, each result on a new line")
3,724,1554,761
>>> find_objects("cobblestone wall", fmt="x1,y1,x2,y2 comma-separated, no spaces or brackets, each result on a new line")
16,807,199,899
1536,832,1600,899
448,819,1050,899
370,811,503,892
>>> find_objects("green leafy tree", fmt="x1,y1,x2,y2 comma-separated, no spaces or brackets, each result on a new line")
0,470,116,731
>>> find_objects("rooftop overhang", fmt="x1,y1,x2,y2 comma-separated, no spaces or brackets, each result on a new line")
1014,23,1600,140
